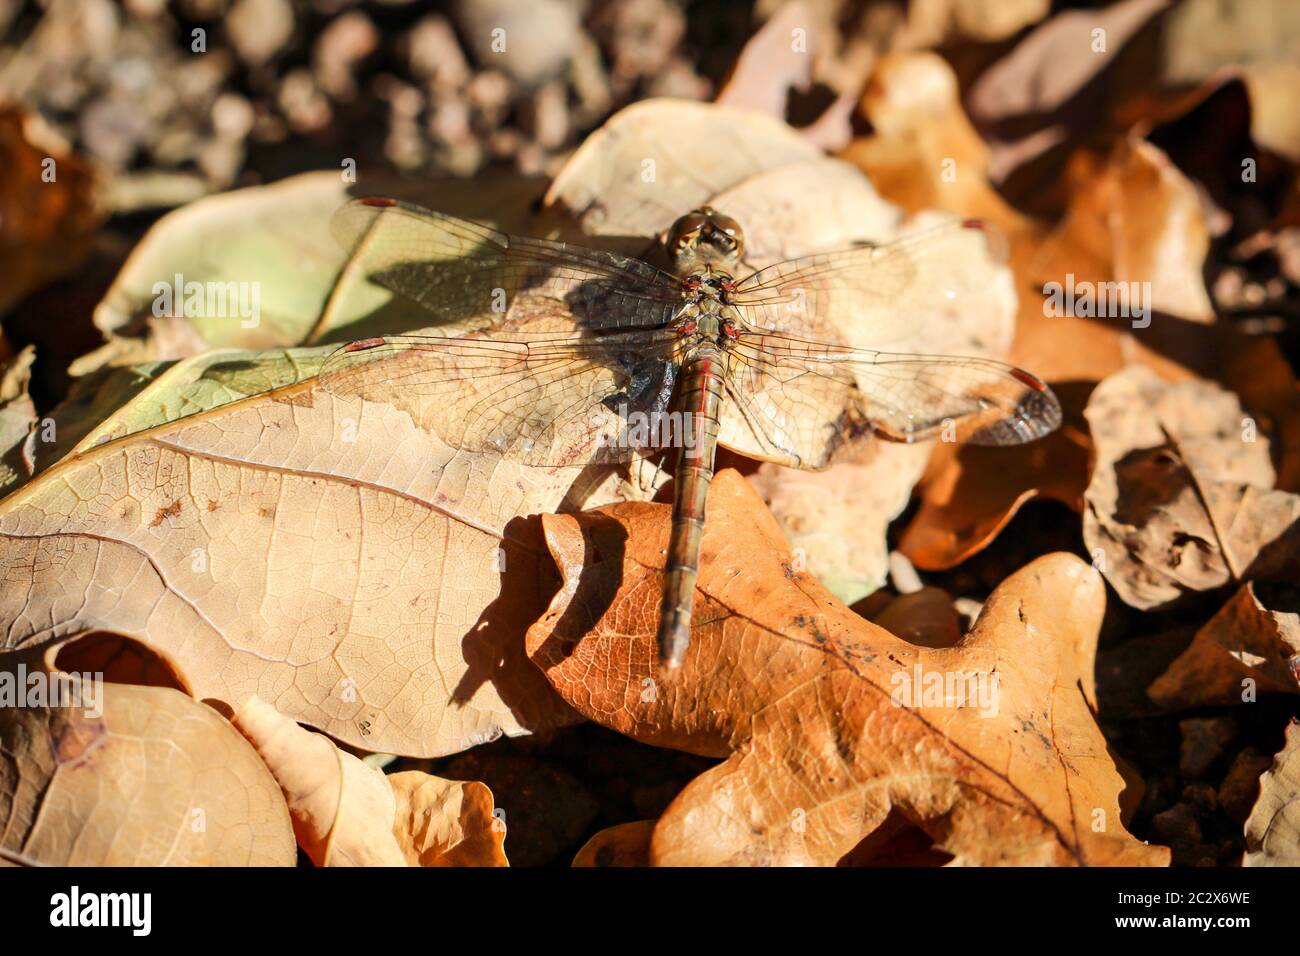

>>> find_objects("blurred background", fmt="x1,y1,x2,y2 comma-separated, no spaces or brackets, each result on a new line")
3,0,1296,397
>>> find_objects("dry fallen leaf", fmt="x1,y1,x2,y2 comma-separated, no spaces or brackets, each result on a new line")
900,0,1051,47
0,346,37,495
844,52,1030,233
841,53,1094,571
746,444,933,605
1161,0,1300,89
234,696,506,866
1083,364,1300,609
0,653,295,866
899,388,1092,570
1106,137,1216,323
571,820,654,867
1148,582,1300,710
868,585,964,649
526,470,1167,866
1016,136,1217,382
0,107,101,316
965,0,1172,182
81,170,546,373
1243,719,1300,866
0,364,594,757
714,1,861,151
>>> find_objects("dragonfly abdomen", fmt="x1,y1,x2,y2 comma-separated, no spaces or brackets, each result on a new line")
656,348,726,670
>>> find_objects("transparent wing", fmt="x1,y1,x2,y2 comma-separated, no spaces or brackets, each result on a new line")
730,219,1008,344
318,329,682,467
724,331,1062,468
333,198,685,330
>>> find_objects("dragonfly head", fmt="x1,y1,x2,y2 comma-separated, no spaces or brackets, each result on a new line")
665,207,745,272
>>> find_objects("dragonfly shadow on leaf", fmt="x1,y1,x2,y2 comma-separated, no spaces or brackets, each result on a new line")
448,514,627,715
521,512,630,672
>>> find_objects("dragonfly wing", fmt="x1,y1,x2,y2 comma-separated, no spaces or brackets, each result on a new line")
725,332,1062,468
318,329,681,468
333,198,685,331
729,219,1008,347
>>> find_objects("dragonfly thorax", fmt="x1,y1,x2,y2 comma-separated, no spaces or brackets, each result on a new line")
681,270,736,302
674,293,743,347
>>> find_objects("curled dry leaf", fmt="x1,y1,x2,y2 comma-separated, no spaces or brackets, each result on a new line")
1018,136,1216,382
965,0,1172,181
0,346,37,495
845,52,1028,232
1083,364,1300,609
714,1,860,151
842,52,1086,571
0,655,294,866
1243,719,1300,866
234,696,506,866
1106,137,1215,323
0,365,593,757
714,1,818,119
1148,582,1300,710
526,470,1167,866
947,125,1300,568
899,388,1092,570
571,820,654,867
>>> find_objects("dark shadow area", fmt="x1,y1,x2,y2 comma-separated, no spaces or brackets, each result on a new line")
838,806,955,866
53,630,192,696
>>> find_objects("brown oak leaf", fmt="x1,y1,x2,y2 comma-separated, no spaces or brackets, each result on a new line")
525,470,1168,866
1148,582,1300,710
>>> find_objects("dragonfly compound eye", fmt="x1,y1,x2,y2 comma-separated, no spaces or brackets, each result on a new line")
706,213,744,256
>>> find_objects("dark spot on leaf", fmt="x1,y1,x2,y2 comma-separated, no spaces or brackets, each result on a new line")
149,500,183,527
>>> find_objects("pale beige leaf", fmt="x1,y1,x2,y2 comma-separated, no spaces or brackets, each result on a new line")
1244,720,1300,866
0,347,37,495
233,696,507,866
0,370,586,757
1083,364,1300,608
0,656,294,866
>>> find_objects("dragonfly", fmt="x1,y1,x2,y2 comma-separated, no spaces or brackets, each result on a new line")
320,197,1062,671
